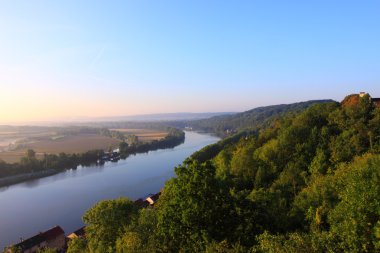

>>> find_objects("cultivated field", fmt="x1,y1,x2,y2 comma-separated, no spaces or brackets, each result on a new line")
0,129,55,150
26,134,121,153
0,134,120,163
111,128,168,142
0,127,168,163
0,152,44,164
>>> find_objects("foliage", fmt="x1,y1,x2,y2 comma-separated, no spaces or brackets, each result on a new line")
155,160,234,252
188,100,333,137
115,232,143,253
118,127,185,158
66,238,88,253
76,96,380,252
328,155,380,252
82,198,138,253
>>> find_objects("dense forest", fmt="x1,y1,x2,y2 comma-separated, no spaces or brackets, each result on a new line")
62,94,380,253
183,99,333,136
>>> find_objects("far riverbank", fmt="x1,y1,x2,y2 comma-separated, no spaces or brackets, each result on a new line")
0,131,220,249
0,129,185,188
0,169,57,188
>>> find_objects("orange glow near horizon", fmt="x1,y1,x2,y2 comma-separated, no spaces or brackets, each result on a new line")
0,1,379,125
0,84,140,123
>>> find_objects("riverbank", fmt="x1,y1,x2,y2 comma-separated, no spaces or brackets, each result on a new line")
6,192,162,252
0,129,185,188
0,131,220,250
0,169,58,188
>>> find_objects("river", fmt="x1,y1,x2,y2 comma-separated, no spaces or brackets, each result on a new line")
0,131,219,249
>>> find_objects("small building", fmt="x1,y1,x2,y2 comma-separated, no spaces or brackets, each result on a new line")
145,192,161,205
134,192,161,208
7,226,65,253
67,226,86,240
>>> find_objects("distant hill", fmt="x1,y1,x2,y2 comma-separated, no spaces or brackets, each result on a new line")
69,96,380,252
91,112,236,122
186,99,335,136
0,113,237,127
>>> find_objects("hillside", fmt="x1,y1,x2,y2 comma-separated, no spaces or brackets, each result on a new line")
95,112,236,122
65,101,333,137
187,99,334,136
63,95,380,252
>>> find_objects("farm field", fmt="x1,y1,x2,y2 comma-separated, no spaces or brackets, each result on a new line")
0,129,55,150
111,128,168,142
0,127,57,159
26,134,121,153
0,127,170,163
0,152,45,164
0,134,121,163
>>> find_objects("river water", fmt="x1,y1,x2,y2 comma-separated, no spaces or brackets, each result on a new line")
0,131,219,249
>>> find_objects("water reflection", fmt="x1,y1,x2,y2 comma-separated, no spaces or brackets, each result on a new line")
0,131,220,249
0,185,9,192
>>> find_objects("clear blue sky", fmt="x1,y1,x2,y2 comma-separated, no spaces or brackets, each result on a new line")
0,1,379,122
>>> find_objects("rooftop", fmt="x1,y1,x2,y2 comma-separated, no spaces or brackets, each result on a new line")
14,226,64,250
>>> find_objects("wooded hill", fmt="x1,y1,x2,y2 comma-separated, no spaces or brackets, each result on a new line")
181,99,333,136
61,94,380,253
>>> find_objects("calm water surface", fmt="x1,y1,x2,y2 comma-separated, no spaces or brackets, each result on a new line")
0,131,219,249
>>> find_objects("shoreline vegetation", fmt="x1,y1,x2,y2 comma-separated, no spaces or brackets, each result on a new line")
0,127,185,188
61,94,379,252
3,95,380,252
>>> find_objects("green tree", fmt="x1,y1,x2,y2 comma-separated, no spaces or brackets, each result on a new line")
115,232,143,253
328,155,380,252
308,148,329,176
253,231,329,253
26,149,36,159
20,149,40,171
119,141,129,154
116,208,158,252
205,240,247,253
67,238,87,253
214,149,232,179
230,140,257,179
83,198,138,252
156,160,234,252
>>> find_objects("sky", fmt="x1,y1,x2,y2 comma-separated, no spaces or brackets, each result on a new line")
0,1,379,123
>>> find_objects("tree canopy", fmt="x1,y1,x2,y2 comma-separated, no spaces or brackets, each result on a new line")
68,96,380,252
